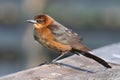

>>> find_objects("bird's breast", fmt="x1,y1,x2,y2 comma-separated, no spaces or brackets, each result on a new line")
34,28,54,47
33,27,71,52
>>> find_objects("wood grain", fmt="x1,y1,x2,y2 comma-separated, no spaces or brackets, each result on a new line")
0,43,120,80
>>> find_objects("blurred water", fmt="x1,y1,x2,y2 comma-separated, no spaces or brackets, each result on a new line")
75,28,120,49
0,25,26,76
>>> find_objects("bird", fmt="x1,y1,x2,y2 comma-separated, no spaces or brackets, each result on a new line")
27,14,111,68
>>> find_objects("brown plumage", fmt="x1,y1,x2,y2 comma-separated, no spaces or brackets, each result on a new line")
27,14,111,68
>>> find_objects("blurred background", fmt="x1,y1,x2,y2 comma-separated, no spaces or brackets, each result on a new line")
0,0,120,76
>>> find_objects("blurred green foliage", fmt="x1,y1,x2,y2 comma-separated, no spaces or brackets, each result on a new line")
44,1,120,28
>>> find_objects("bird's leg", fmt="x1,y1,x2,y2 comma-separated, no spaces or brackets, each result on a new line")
51,52,68,64
39,52,67,66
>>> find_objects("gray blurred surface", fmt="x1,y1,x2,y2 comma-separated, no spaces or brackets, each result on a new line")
93,42,120,64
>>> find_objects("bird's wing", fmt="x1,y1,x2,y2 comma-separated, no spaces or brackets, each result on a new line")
47,21,90,51
47,21,82,44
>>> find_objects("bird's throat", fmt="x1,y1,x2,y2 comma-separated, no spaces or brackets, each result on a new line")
34,24,43,29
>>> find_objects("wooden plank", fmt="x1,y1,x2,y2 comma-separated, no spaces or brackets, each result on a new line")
0,43,120,80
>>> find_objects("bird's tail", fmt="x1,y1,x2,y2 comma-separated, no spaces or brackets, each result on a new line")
75,49,111,68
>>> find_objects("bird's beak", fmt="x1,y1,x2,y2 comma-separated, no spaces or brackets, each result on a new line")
26,20,37,24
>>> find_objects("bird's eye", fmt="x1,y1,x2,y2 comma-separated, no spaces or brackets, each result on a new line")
36,19,45,23
36,20,41,23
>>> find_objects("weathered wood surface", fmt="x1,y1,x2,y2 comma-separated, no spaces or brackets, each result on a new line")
0,43,120,80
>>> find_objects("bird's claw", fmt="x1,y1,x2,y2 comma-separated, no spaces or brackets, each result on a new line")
38,61,61,66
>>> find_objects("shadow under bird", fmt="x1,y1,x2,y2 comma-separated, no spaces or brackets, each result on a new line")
27,14,111,68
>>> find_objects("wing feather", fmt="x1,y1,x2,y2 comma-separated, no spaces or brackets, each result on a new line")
47,21,82,45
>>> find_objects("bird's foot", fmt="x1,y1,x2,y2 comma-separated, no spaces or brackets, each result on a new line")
38,60,61,66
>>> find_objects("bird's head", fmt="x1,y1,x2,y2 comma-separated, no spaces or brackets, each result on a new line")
27,14,54,28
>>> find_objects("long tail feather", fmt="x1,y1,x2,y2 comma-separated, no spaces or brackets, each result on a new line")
75,49,111,68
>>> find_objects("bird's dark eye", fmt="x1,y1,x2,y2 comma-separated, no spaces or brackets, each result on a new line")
36,19,45,23
36,20,42,23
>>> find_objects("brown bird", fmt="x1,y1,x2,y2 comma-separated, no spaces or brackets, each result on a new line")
27,14,111,68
